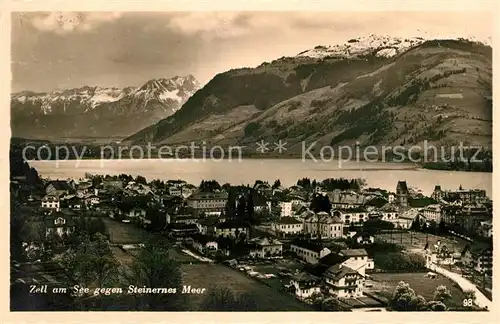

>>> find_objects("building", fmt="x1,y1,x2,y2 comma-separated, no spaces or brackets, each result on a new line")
41,195,60,210
461,246,493,275
355,234,375,245
303,212,343,239
431,185,443,201
422,204,442,223
323,264,364,298
327,190,367,210
396,181,409,208
273,217,303,236
333,209,368,226
65,196,83,210
102,179,123,191
444,186,488,205
339,249,369,276
478,220,493,238
84,194,100,207
166,180,187,188
187,192,228,215
456,205,492,233
288,272,322,300
167,223,199,240
279,201,293,217
46,180,73,197
191,234,218,255
181,186,194,198
214,221,249,240
119,207,147,222
289,240,332,264
249,237,283,258
168,187,182,196
44,212,75,237
197,218,219,236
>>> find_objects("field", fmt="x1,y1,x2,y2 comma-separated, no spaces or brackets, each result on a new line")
366,272,466,309
103,218,309,310
181,263,311,311
375,231,485,253
103,218,151,244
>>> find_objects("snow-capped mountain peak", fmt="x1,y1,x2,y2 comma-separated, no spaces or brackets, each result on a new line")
296,34,491,60
11,75,201,116
297,35,425,59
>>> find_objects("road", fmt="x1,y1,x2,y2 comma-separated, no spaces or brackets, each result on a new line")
429,263,492,310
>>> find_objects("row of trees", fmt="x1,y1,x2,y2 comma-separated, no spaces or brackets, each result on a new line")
391,281,476,311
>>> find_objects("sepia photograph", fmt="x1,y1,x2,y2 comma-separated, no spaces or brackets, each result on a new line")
8,8,493,313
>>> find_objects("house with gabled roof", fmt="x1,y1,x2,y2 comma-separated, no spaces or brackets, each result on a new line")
248,237,283,259
46,180,73,197
324,263,364,298
288,272,322,300
44,211,75,237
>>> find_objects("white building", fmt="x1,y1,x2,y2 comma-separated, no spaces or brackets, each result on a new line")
289,240,331,264
422,204,442,223
324,264,364,298
289,273,322,299
273,217,303,235
339,249,369,276
279,201,293,217
41,195,60,210
249,237,283,258
303,212,343,239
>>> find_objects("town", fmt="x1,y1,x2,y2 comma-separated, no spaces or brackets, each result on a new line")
10,156,492,311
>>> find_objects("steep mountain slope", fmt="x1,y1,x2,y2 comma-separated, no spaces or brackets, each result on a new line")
125,38,492,153
11,75,200,140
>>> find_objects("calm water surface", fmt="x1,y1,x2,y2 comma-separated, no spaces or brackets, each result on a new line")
30,159,492,197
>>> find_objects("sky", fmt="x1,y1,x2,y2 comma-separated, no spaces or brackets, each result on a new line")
11,11,493,93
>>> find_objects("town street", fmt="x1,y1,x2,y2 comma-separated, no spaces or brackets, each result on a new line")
430,264,492,310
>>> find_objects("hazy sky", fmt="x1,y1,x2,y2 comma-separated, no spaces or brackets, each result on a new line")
11,11,493,93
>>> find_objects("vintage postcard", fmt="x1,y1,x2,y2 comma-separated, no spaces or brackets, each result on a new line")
4,0,497,321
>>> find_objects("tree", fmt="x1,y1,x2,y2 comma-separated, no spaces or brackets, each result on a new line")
391,281,427,311
305,292,342,311
426,300,447,311
410,216,421,231
135,175,147,185
128,237,186,311
310,194,332,213
62,233,119,288
272,179,281,189
433,285,452,304
438,220,447,235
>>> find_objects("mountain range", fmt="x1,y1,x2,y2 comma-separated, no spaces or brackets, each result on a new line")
124,36,492,154
11,75,200,141
11,35,492,154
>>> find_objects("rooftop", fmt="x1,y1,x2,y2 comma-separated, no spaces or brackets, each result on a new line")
277,216,302,225
339,248,368,257
290,239,327,253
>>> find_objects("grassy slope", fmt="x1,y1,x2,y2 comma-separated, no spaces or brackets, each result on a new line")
126,40,492,153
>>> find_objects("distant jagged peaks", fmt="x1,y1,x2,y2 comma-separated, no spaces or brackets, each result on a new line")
296,34,491,60
11,74,201,116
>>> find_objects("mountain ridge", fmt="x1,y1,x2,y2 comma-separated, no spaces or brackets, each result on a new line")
11,75,201,139
124,37,492,153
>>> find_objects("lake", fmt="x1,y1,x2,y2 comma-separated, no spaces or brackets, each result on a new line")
30,159,492,197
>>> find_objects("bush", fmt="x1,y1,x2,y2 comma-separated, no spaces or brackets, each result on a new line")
374,252,426,271
244,122,260,137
